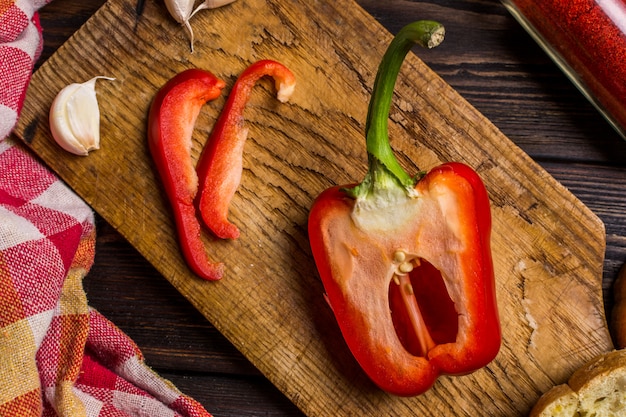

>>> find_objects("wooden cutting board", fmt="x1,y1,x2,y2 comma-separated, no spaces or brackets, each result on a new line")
14,0,613,414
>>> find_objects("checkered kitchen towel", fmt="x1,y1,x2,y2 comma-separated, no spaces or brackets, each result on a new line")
1,2,213,416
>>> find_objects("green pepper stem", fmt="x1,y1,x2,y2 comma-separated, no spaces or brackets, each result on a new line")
347,20,444,199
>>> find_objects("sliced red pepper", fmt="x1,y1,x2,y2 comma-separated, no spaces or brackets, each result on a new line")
196,60,296,239
148,69,226,281
308,21,501,396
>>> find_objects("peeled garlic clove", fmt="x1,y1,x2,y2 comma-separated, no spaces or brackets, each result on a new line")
49,76,115,156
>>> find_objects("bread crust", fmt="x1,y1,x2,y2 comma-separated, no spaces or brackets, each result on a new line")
529,350,626,416
529,384,577,417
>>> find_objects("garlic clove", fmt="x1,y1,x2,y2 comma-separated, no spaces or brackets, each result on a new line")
49,76,115,156
164,0,196,51
164,0,238,52
164,0,194,23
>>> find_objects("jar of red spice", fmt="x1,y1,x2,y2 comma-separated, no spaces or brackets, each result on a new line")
501,0,626,140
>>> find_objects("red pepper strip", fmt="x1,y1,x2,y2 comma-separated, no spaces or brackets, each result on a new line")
196,60,296,239
308,21,501,396
148,69,226,281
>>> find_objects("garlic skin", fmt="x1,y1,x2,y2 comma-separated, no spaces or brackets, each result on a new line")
164,0,195,46
164,0,238,52
49,76,115,156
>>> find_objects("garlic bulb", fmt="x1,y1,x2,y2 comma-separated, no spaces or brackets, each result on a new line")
49,76,114,156
164,0,238,52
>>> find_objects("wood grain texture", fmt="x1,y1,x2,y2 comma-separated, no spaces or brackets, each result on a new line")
17,0,614,415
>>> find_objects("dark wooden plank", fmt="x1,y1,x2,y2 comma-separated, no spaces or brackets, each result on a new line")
162,374,304,417
38,0,107,65
540,162,626,336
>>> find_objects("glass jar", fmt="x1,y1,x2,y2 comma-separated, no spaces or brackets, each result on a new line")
501,0,626,140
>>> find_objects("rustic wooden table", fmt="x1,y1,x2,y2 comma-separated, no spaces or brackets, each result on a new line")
36,0,626,415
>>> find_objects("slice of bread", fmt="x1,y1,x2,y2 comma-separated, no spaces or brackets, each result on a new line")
529,349,626,416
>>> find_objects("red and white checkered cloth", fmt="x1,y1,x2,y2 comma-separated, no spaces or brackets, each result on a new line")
1,2,213,416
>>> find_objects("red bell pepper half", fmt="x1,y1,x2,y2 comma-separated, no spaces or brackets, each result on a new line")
148,68,226,281
308,21,501,396
196,59,296,239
